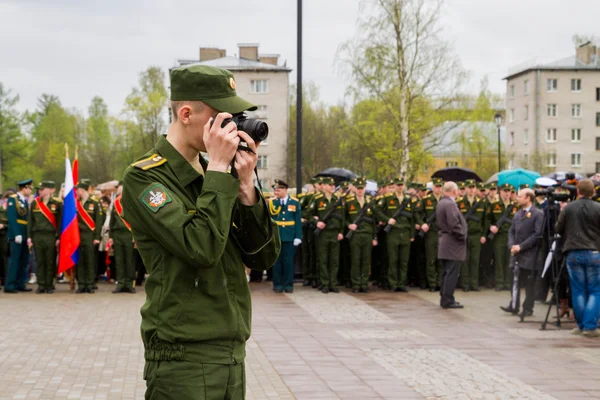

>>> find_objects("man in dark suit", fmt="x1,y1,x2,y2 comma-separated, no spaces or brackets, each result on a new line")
436,182,468,309
501,188,543,317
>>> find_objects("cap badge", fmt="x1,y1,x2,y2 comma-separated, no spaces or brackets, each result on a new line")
229,77,236,90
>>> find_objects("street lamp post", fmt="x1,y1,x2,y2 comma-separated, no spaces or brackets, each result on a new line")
494,113,502,172
296,0,303,193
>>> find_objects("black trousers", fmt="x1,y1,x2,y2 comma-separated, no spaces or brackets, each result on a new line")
510,268,537,313
440,259,460,307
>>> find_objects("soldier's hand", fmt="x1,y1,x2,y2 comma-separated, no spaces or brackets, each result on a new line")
388,218,397,226
337,233,344,241
410,238,414,242
317,221,326,230
0,223,3,229
372,239,378,247
108,238,114,246
415,224,421,230
204,113,240,172
480,237,486,244
14,235,23,244
421,223,429,233
348,224,358,231
93,239,100,246
27,238,33,248
301,218,307,223
55,240,60,248
490,225,499,234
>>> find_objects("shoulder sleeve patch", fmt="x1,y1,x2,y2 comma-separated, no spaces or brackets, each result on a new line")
139,183,173,213
131,154,167,171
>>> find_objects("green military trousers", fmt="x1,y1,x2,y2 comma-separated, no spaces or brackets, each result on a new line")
113,230,135,290
144,360,245,400
386,230,411,290
317,231,340,289
493,232,510,290
301,226,316,282
425,233,440,288
33,232,57,290
77,233,96,291
350,233,371,290
460,234,481,290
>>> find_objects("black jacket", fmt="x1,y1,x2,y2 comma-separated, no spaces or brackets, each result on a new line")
555,198,600,254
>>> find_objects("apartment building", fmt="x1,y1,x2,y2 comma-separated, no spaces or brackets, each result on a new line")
177,43,292,188
505,41,600,174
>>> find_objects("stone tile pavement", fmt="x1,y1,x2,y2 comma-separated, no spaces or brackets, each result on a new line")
2,282,600,399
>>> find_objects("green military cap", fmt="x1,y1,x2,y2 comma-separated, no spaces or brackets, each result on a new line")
340,181,349,189
354,177,367,189
17,178,33,189
272,179,289,189
498,183,513,191
40,180,56,189
488,182,497,189
76,182,91,190
170,65,257,114
477,182,486,190
321,177,335,185
464,179,477,188
519,183,532,190
309,177,317,184
394,178,405,185
457,181,465,189
431,177,443,186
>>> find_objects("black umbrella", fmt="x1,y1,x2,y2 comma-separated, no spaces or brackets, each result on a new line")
315,168,357,186
431,167,482,182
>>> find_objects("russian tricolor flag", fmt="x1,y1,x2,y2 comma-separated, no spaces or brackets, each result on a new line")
58,156,80,273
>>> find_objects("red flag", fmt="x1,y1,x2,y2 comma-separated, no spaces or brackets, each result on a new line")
72,146,79,185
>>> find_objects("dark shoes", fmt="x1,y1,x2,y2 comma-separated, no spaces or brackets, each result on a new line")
471,288,481,292
519,310,533,317
429,288,436,292
500,306,519,315
283,288,293,293
46,289,55,294
87,288,95,294
463,288,470,292
361,288,370,293
3,289,18,293
442,303,464,309
76,288,85,294
311,281,319,289
302,280,311,287
36,288,45,294
18,288,32,292
273,288,283,294
329,287,340,293
352,289,359,294
321,287,330,294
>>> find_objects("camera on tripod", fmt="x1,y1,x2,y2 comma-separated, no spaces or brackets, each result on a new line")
535,183,577,203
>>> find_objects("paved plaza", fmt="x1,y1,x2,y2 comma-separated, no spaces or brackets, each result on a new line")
2,282,600,399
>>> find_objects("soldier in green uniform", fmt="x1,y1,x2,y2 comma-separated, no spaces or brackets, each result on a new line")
345,177,377,293
27,181,61,293
410,183,428,289
457,180,487,292
0,191,12,287
75,181,103,293
338,180,352,288
301,177,320,288
4,179,33,293
420,177,444,291
375,178,414,292
268,179,302,293
122,64,280,399
457,181,466,199
310,177,345,293
488,183,517,290
110,182,136,294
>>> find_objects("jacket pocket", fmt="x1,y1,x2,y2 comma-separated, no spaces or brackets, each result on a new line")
171,277,198,326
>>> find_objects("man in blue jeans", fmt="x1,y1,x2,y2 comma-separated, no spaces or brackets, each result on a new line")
555,179,600,337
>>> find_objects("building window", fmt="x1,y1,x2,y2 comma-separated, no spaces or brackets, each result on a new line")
523,153,529,166
248,105,268,119
524,80,529,94
571,79,581,92
257,155,268,169
546,128,557,142
509,109,515,123
524,129,529,145
596,162,600,173
571,153,582,168
524,105,529,120
571,104,581,118
547,78,558,92
596,137,600,150
547,104,557,117
572,128,581,143
250,80,269,93
547,153,557,167
596,88,600,101
446,161,458,167
510,132,515,146
510,85,515,97
596,112,600,126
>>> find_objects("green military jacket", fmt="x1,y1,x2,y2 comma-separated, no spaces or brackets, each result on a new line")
27,197,62,237
309,192,345,234
300,191,316,226
375,192,415,237
418,194,442,232
77,196,102,240
344,194,376,238
487,199,518,234
456,195,487,235
0,199,8,235
110,196,132,235
121,135,280,365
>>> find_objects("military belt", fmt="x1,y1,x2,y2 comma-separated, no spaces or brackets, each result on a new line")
275,221,296,227
17,219,27,225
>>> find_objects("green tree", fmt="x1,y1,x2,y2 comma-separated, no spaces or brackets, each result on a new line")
80,96,113,183
123,66,168,153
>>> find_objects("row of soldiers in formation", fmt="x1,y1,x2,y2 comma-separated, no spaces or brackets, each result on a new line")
295,176,543,294
0,179,136,294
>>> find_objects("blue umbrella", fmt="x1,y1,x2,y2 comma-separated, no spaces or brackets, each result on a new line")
498,169,541,189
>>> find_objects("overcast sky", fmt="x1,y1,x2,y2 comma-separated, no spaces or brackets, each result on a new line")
1,0,598,116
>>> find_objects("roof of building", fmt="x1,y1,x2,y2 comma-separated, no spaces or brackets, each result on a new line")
177,56,292,72
505,55,600,80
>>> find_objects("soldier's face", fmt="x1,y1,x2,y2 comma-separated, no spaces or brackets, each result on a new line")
274,187,287,198
39,188,51,198
500,189,511,201
466,187,476,197
433,185,442,196
323,184,335,194
356,187,365,197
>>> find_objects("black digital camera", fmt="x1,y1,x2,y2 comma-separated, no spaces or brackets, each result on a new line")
213,113,268,143
535,183,577,203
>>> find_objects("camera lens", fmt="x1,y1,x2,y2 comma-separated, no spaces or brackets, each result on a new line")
239,119,269,143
